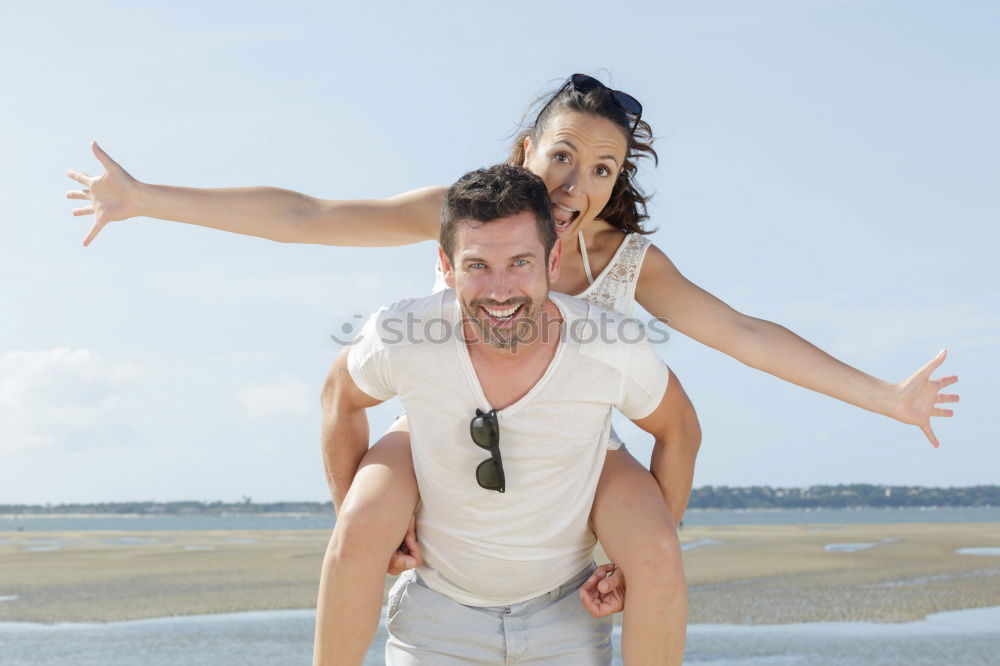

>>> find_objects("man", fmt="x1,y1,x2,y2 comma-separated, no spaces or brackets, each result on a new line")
315,165,699,664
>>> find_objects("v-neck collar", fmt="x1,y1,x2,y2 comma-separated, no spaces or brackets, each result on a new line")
450,292,569,418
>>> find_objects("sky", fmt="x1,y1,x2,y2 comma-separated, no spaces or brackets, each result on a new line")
1,1,997,503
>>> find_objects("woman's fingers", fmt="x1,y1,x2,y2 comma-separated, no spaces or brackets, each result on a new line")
66,168,93,187
92,141,119,170
920,349,948,378
931,408,954,418
83,221,105,247
920,424,940,449
937,394,960,404
936,376,959,389
73,206,94,217
66,189,91,200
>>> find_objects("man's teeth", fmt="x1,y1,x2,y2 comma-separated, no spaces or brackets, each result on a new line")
485,305,519,320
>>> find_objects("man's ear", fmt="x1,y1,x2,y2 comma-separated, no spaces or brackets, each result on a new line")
547,237,562,284
438,245,456,289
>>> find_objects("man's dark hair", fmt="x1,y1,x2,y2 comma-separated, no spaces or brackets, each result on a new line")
440,164,557,261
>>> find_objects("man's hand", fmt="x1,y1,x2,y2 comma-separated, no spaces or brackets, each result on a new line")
386,515,423,575
578,563,625,617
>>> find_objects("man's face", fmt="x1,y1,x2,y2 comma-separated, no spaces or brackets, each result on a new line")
440,210,561,351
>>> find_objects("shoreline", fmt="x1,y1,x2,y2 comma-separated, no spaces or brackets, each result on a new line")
3,604,999,632
2,523,998,625
4,505,997,519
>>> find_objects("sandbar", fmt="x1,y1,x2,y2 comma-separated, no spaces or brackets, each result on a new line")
1,523,997,625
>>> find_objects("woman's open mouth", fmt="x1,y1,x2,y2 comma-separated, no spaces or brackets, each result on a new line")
553,203,579,233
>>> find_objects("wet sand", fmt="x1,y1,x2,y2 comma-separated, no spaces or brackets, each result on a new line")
0,523,997,624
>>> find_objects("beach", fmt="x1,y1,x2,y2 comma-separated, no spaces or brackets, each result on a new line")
2,522,998,625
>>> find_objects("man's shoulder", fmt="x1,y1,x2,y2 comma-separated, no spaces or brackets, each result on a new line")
551,293,652,366
376,290,447,318
366,290,452,349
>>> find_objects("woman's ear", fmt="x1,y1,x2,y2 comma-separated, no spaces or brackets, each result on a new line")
522,135,534,166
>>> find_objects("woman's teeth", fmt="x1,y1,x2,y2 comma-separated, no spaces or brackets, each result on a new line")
554,203,579,227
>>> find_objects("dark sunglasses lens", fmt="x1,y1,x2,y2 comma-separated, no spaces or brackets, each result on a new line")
476,458,503,491
612,91,642,116
571,73,600,93
470,417,496,450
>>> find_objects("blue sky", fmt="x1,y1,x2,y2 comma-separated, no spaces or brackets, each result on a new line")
2,1,997,503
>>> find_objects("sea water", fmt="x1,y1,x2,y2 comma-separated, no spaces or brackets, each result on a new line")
1,606,998,665
3,506,999,532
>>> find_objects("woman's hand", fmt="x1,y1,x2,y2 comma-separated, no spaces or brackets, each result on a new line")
66,141,142,246
578,563,625,617
891,349,960,448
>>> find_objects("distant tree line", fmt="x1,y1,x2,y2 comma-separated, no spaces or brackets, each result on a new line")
0,500,335,515
688,485,1000,509
2,485,998,515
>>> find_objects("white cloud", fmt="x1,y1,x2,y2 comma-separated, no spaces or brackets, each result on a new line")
238,375,312,419
0,349,143,451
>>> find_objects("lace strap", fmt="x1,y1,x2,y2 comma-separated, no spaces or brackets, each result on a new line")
578,232,595,285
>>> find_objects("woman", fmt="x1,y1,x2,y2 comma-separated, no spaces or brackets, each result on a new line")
66,74,958,664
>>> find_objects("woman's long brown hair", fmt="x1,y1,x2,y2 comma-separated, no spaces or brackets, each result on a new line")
507,77,659,235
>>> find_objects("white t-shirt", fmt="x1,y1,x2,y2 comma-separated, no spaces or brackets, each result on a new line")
347,289,669,607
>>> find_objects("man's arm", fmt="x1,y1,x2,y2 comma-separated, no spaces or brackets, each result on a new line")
631,369,702,525
321,346,385,513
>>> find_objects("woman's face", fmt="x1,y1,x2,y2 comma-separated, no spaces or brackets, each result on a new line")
523,110,628,239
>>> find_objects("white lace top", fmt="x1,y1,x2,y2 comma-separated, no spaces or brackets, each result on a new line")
431,232,652,315
575,232,651,316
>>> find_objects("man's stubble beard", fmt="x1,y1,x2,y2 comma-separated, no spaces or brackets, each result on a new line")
461,295,545,352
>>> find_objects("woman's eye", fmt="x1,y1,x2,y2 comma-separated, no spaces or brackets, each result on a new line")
554,152,569,163
595,165,611,177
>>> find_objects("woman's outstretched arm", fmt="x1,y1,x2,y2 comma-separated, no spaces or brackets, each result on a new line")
66,142,444,247
635,245,960,447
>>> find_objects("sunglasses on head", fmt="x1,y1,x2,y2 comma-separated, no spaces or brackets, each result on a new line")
544,73,643,139
470,408,505,493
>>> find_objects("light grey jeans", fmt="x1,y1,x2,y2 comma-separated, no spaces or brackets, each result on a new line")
384,563,612,665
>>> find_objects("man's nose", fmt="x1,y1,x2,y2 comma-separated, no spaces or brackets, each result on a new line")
483,271,516,303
